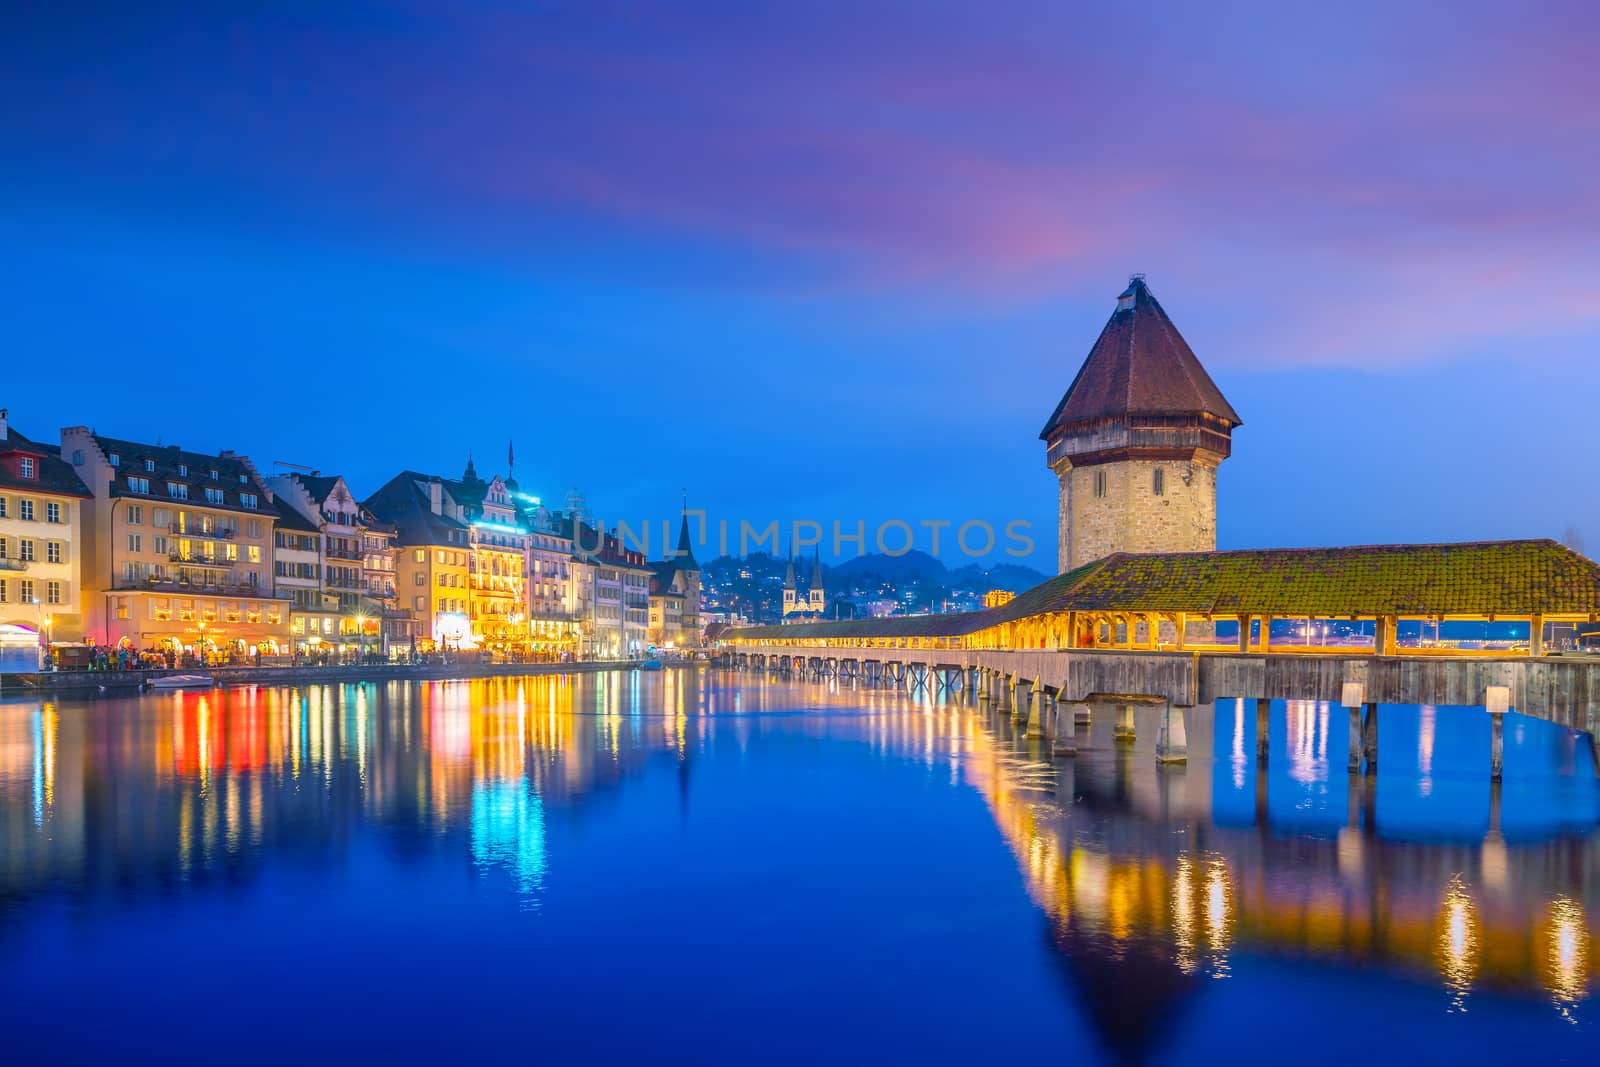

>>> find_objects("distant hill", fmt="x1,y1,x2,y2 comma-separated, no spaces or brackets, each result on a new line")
828,550,945,584
950,562,1051,593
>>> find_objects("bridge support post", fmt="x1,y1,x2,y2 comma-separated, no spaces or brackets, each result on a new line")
1361,702,1379,772
1490,712,1505,783
1053,701,1079,757
1025,679,1044,738
1348,705,1364,773
1115,703,1136,744
1156,703,1188,763
1255,698,1270,763
1013,677,1031,725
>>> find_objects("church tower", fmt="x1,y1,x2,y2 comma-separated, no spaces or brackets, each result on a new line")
808,550,825,614
782,556,798,615
1041,276,1241,573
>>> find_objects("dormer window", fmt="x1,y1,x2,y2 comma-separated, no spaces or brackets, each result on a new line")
240,493,258,510
209,469,219,481
18,457,34,479
167,482,188,500
177,464,188,477
238,474,247,484
144,459,155,472
108,453,120,467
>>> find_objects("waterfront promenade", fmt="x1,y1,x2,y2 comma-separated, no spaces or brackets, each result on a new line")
0,658,696,697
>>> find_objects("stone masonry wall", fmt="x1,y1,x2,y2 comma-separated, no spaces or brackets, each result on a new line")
1058,457,1217,572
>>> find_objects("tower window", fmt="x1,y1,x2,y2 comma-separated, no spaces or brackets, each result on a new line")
1153,469,1165,496
1093,470,1108,498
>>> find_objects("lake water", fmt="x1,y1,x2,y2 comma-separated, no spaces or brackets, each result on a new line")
1,670,1596,1064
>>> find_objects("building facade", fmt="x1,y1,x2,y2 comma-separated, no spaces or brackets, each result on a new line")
61,426,290,656
648,512,702,650
1041,276,1241,573
0,413,90,655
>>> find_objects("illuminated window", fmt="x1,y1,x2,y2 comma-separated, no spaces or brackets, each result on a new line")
1093,470,1108,498
1153,469,1165,496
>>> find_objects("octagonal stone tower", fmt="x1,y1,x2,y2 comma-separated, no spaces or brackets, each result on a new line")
1041,276,1241,573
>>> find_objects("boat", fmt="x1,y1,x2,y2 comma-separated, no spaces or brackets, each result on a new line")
639,657,664,671
146,674,215,690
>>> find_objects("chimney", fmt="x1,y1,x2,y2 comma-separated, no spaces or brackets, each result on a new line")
0,409,8,440
428,480,443,515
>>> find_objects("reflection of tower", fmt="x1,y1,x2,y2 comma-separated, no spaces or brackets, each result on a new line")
808,549,825,614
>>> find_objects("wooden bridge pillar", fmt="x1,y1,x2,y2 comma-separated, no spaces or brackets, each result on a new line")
1490,712,1505,783
1361,702,1379,771
1115,703,1136,743
1156,703,1188,763
1025,678,1045,738
1255,698,1270,763
1054,701,1080,757
1347,706,1364,773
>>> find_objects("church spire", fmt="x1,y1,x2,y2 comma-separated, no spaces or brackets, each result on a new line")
810,547,823,587
675,493,698,570
784,554,797,590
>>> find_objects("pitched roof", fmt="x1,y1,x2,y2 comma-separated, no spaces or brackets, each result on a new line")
293,474,341,503
1040,276,1241,440
0,426,90,497
362,471,469,547
92,433,270,515
273,496,321,532
726,540,1600,641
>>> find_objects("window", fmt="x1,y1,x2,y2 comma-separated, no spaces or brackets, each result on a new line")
0,580,6,602
128,476,150,494
209,469,219,481
17,540,31,562
238,473,247,484
224,543,237,561
414,549,425,564
1093,470,1108,498
144,459,155,472
1153,468,1165,496
19,579,33,603
414,595,426,611
127,504,144,525
46,501,61,523
247,520,262,539
19,457,34,479
115,601,129,619
127,534,143,553
177,463,188,477
0,498,6,518
108,453,120,467
18,499,33,521
46,542,61,564
205,487,224,504
167,482,188,499
415,572,425,586
46,581,61,605
240,493,258,509
247,545,261,563
154,536,169,556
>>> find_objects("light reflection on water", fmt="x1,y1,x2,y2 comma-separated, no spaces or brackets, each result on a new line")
0,674,1597,1060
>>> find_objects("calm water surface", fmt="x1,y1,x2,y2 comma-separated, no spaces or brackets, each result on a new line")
1,670,1597,1064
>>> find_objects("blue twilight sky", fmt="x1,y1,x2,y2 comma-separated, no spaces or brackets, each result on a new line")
3,1,1597,571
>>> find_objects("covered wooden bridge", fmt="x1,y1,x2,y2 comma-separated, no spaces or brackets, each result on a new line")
725,540,1600,657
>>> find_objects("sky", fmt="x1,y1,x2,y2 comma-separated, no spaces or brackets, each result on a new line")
3,0,1597,572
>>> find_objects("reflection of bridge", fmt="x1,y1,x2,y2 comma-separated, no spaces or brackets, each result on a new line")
724,646,1600,781
779,676,1599,1038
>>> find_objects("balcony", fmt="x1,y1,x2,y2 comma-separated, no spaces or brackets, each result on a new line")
326,545,362,561
0,558,26,572
114,576,290,599
192,527,237,540
170,553,235,568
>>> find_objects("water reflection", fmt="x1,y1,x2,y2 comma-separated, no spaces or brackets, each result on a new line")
0,674,1598,1047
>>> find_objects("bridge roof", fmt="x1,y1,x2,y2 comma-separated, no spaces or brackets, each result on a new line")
725,540,1600,641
